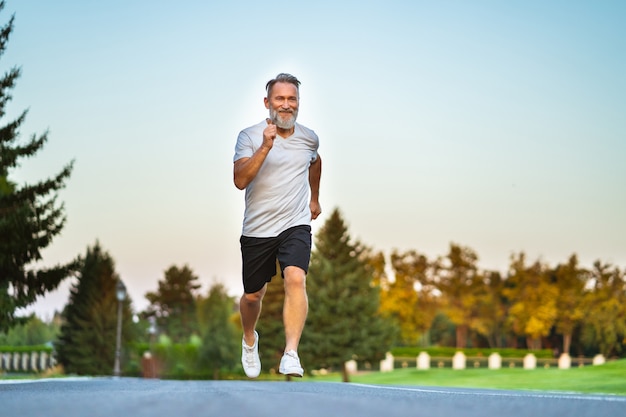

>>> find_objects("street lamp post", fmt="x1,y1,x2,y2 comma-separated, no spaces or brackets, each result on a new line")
146,316,157,378
148,316,157,353
113,279,126,377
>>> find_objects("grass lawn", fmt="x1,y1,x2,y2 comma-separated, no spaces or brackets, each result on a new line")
3,360,624,396
305,359,626,396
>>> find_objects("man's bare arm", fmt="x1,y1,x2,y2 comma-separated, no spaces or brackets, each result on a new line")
234,152,268,190
309,155,322,219
233,119,276,190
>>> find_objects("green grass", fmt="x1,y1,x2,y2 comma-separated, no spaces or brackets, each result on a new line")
4,360,624,396
306,359,626,396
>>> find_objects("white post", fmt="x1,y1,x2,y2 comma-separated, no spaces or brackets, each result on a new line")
558,353,571,369
488,353,502,370
345,360,358,375
417,352,430,370
452,351,466,370
523,353,536,370
380,352,394,372
592,354,605,365
39,351,48,372
30,352,38,372
21,352,28,372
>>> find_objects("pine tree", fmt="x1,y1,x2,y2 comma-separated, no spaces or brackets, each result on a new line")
301,208,396,382
145,265,201,342
56,243,133,375
0,2,77,332
197,282,239,379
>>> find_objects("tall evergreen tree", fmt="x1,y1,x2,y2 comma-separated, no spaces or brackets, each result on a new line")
0,2,76,332
56,243,133,375
197,282,239,379
145,265,200,342
301,208,396,382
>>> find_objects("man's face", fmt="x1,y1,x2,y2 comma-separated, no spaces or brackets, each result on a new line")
265,81,299,130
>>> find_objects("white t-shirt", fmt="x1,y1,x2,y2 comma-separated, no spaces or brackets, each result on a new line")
233,120,319,237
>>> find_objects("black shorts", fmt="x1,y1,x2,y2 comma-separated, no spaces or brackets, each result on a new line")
240,225,312,294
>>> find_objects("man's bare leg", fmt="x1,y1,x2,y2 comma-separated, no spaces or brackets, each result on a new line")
283,266,308,352
240,284,267,346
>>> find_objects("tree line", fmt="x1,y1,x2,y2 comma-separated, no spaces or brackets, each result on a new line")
0,207,396,381
9,207,624,381
52,208,396,381
375,244,625,358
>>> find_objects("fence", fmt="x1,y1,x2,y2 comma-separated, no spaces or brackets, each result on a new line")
346,352,607,374
1,349,609,376
0,351,56,373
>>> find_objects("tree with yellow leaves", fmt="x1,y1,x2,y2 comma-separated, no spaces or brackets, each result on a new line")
432,243,484,348
377,249,437,345
550,254,587,354
504,252,557,350
581,261,626,358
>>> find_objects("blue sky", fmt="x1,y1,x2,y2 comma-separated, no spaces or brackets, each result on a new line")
4,1,625,318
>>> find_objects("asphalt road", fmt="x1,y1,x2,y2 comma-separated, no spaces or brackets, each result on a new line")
1,377,624,417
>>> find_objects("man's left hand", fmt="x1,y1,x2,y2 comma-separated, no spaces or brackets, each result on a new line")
310,201,322,220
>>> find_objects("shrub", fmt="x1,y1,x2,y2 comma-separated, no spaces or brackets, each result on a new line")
391,346,554,359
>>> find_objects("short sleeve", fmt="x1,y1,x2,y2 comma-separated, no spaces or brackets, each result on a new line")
233,130,254,162
310,131,319,163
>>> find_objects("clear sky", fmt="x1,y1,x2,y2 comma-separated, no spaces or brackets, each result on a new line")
4,1,625,319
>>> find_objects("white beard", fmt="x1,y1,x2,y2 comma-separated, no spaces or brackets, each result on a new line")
270,107,298,130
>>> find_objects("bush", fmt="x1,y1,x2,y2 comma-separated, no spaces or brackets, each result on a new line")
0,345,53,354
128,341,220,379
391,346,554,359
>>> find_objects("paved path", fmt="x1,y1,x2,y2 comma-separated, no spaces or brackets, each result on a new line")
1,377,624,417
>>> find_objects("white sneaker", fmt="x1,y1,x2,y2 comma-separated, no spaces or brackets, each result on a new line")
241,331,261,378
279,350,304,377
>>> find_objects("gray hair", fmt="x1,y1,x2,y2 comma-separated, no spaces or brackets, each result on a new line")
265,73,301,97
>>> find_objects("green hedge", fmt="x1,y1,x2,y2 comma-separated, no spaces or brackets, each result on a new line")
391,346,554,359
128,342,222,379
0,345,53,354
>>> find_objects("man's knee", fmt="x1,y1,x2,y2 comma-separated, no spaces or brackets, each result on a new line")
283,266,306,288
242,285,266,304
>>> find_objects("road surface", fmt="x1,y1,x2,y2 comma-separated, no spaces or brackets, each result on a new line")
1,377,624,417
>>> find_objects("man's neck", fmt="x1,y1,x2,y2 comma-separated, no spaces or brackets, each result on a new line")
276,126,295,138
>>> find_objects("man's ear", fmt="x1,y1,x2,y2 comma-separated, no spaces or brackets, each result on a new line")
264,97,270,109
